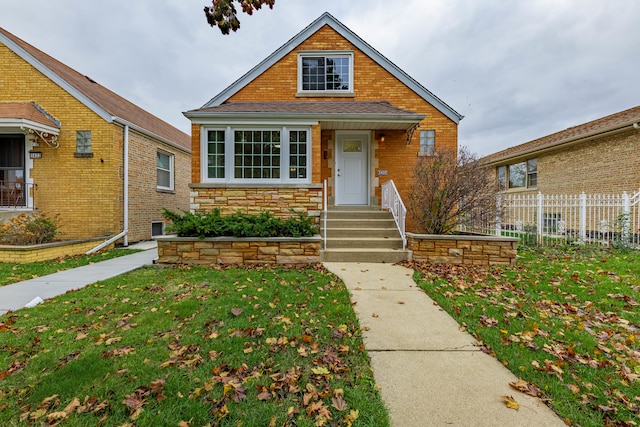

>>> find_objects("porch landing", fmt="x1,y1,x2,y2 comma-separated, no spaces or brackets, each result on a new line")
320,206,411,263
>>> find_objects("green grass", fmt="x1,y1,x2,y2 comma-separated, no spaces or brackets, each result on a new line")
410,246,640,427
0,265,389,426
0,248,140,287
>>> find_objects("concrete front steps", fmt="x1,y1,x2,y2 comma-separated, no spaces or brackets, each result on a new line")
320,207,411,263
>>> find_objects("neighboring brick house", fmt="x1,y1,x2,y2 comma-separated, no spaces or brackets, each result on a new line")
184,13,462,232
481,106,640,195
0,27,191,246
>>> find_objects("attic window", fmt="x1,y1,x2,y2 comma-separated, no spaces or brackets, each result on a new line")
298,51,354,95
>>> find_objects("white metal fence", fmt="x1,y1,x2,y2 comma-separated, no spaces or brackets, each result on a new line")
464,190,640,247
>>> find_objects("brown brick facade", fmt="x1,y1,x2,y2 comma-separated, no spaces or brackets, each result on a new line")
190,24,459,234
1,41,190,243
536,129,640,195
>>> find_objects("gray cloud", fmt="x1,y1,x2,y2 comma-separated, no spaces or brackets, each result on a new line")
3,0,638,156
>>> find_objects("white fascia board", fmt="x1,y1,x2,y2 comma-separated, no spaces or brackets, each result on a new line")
190,117,320,127
199,13,463,124
1,32,113,123
0,118,60,135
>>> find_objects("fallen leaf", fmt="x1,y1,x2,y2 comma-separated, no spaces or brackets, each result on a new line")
502,395,519,410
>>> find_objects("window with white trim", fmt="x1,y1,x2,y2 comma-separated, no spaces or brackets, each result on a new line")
298,52,353,93
157,151,174,190
202,127,311,183
419,130,435,155
207,130,225,179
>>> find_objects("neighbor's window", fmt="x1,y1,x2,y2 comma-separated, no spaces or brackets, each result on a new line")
527,158,537,187
298,52,353,93
75,130,92,156
501,158,537,189
497,166,506,189
157,151,174,190
419,130,435,155
202,127,311,183
508,162,526,188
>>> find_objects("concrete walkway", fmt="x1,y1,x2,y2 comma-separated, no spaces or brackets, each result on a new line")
0,243,156,315
324,262,565,427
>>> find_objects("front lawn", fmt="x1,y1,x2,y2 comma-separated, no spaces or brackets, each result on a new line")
0,265,388,426
410,246,640,427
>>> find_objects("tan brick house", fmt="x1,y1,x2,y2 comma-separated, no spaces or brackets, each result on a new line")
184,13,462,233
482,106,640,195
0,27,191,247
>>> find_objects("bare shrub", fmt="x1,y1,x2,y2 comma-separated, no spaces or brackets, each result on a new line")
408,146,499,234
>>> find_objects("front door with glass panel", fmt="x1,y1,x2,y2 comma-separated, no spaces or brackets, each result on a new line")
335,132,368,205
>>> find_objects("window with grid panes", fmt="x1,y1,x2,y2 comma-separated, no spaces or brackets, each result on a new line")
207,130,225,179
299,53,352,92
76,130,92,153
234,130,281,179
289,130,307,179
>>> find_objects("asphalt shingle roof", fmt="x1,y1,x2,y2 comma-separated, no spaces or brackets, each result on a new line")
0,27,190,150
193,101,421,115
482,106,640,164
0,102,60,128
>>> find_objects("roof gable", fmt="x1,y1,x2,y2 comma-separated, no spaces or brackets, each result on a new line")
0,27,190,151
200,12,463,124
482,106,640,165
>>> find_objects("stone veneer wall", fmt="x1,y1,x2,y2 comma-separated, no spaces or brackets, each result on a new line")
156,236,321,265
0,238,112,263
190,185,323,222
407,233,518,266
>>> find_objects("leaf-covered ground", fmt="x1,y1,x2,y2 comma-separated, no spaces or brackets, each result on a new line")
408,246,640,427
0,265,388,426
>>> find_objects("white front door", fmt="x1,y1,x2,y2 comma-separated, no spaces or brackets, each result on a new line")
335,132,369,205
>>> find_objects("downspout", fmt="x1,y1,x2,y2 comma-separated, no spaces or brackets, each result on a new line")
86,124,129,253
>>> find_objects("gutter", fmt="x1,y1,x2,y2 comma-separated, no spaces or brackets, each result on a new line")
483,120,640,167
86,123,130,253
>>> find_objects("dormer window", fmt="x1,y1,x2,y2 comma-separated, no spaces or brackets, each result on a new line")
298,51,354,95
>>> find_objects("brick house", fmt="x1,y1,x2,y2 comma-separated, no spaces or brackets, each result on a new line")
481,106,640,195
0,27,191,247
184,12,462,234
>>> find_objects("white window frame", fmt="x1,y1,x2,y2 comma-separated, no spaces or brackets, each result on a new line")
297,51,354,95
157,150,174,191
200,126,312,184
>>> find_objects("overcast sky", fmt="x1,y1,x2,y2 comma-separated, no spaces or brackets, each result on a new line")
3,0,639,156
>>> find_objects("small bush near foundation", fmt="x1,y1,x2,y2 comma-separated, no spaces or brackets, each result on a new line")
0,212,60,245
163,209,318,239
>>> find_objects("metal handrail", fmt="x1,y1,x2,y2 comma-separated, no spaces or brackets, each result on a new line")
323,179,328,249
381,180,407,249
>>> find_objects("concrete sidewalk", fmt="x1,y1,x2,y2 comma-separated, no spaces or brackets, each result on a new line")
0,244,157,315
324,262,565,427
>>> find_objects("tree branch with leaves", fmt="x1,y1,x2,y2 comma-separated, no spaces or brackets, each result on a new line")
204,0,275,34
